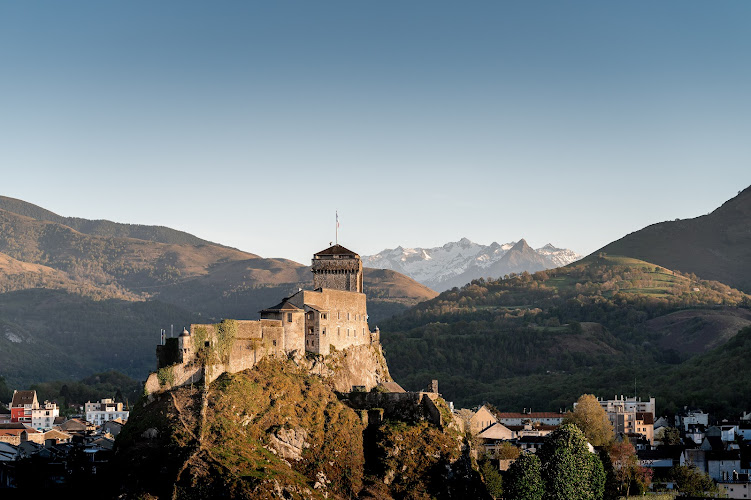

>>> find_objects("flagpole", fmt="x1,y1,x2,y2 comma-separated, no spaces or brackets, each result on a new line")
335,211,338,245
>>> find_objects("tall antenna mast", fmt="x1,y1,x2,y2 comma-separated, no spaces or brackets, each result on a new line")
335,210,339,245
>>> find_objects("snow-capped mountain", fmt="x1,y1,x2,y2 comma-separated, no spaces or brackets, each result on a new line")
362,238,581,292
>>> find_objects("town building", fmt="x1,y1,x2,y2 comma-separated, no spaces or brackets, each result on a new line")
85,399,129,426
9,390,37,424
31,400,59,431
596,395,656,444
676,408,709,431
495,411,565,427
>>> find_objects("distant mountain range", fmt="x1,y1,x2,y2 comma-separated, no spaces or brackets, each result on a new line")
598,185,751,293
0,196,436,387
363,238,581,291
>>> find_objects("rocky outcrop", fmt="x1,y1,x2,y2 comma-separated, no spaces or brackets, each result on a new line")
268,426,309,461
295,343,393,392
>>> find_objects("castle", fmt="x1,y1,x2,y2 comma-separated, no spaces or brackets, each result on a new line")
149,244,382,393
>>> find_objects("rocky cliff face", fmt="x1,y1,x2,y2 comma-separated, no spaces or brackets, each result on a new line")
296,343,393,392
114,358,489,499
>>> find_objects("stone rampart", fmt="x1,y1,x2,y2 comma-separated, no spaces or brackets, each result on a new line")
344,390,443,426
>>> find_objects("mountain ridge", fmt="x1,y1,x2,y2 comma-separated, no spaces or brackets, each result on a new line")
598,185,751,293
362,237,581,291
0,195,224,247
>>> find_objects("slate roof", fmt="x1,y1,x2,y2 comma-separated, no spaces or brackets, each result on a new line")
314,244,358,257
260,300,302,313
58,418,90,432
10,390,36,408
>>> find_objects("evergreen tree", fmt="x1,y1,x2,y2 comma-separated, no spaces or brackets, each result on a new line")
480,459,503,499
505,452,543,500
538,423,605,500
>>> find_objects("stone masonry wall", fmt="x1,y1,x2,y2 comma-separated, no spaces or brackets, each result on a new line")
290,289,371,355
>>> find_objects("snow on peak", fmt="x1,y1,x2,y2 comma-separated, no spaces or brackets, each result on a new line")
362,238,582,291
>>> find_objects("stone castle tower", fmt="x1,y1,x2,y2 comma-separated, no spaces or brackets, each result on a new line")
312,244,363,292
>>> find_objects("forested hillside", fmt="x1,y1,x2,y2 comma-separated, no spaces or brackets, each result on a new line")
381,254,751,415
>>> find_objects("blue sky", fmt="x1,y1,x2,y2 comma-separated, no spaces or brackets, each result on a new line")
1,2,749,264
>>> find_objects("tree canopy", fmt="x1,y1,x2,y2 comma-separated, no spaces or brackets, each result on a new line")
505,452,544,500
563,394,613,447
538,423,605,500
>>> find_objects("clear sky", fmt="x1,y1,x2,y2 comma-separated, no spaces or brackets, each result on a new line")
2,1,749,264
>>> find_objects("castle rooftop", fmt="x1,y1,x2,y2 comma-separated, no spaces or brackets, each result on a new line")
314,244,359,258
260,299,303,313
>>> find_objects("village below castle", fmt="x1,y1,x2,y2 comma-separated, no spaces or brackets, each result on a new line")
1,244,750,497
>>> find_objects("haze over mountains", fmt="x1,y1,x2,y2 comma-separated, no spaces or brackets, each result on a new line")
363,238,581,291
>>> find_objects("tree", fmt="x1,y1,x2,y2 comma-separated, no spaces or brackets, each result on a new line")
563,394,613,447
608,440,644,497
505,452,543,500
496,441,520,460
480,459,503,499
671,465,718,497
538,423,605,500
656,426,681,446
597,448,619,500
59,384,73,409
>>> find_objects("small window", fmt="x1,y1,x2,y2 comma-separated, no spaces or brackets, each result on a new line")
272,340,277,346
287,313,292,322
347,313,350,320
322,329,326,336
337,312,340,319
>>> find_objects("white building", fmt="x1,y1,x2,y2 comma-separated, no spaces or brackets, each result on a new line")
598,395,655,415
31,401,59,431
676,409,709,431
85,399,129,426
595,395,656,444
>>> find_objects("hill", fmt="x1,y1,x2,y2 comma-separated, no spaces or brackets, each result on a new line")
0,195,219,246
0,198,436,387
113,358,487,499
363,237,581,291
0,288,199,388
599,185,751,293
380,253,751,413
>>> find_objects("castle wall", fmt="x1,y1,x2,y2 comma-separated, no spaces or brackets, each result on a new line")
289,289,371,354
262,310,305,353
344,391,442,426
